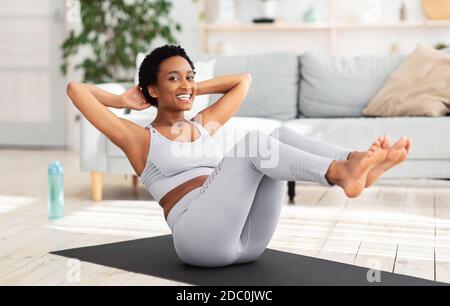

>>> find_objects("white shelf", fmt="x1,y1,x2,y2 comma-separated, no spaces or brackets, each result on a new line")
424,20,450,27
202,22,332,31
337,20,450,29
202,20,450,32
199,0,450,55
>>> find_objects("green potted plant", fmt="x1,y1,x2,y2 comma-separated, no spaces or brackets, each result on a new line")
60,0,181,83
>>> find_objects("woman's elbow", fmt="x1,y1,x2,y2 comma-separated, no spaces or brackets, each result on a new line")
66,82,82,98
66,82,83,105
66,81,75,96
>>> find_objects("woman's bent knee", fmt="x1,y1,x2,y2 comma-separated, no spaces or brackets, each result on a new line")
175,243,239,267
173,228,239,268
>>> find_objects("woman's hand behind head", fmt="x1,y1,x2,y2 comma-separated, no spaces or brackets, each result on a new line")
121,85,152,111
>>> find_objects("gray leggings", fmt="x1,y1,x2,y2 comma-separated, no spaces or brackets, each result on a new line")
167,126,353,267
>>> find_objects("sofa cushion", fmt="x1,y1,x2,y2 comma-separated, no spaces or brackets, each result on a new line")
284,117,450,160
299,52,404,117
208,52,299,120
362,45,450,117
95,83,128,117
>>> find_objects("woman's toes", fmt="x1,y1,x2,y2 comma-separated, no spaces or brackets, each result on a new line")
393,136,408,149
385,137,410,164
364,136,409,189
381,135,391,149
406,138,412,153
369,145,377,152
371,138,383,150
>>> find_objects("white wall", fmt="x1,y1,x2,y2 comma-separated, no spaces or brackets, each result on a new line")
172,0,203,59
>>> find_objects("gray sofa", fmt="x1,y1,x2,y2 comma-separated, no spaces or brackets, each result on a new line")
80,50,450,202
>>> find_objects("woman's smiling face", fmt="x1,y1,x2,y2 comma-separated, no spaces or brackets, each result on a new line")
148,56,197,111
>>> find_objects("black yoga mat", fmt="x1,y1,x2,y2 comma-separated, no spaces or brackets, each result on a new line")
50,235,445,286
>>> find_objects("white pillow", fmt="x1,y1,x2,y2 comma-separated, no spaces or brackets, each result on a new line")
95,83,127,116
95,82,127,95
132,52,215,120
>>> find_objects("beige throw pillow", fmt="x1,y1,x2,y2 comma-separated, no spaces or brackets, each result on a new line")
362,45,450,117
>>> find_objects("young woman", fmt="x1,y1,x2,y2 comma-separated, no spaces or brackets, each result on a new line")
67,45,411,268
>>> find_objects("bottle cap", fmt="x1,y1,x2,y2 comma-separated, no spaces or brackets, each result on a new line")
48,161,64,175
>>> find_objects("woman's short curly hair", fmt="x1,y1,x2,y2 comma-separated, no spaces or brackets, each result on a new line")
138,45,195,108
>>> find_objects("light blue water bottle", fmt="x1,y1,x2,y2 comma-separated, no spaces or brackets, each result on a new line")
48,161,64,219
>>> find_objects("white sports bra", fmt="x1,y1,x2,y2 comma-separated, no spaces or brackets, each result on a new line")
139,120,224,202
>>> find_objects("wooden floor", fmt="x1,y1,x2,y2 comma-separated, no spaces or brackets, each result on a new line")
1,149,449,285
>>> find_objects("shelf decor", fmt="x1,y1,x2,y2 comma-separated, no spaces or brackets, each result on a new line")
422,0,450,19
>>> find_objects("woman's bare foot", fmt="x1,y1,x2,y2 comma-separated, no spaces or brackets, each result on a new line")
325,140,387,198
347,136,411,188
366,136,410,187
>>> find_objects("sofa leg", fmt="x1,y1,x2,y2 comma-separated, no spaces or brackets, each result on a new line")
287,181,296,204
91,171,102,202
132,175,138,188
